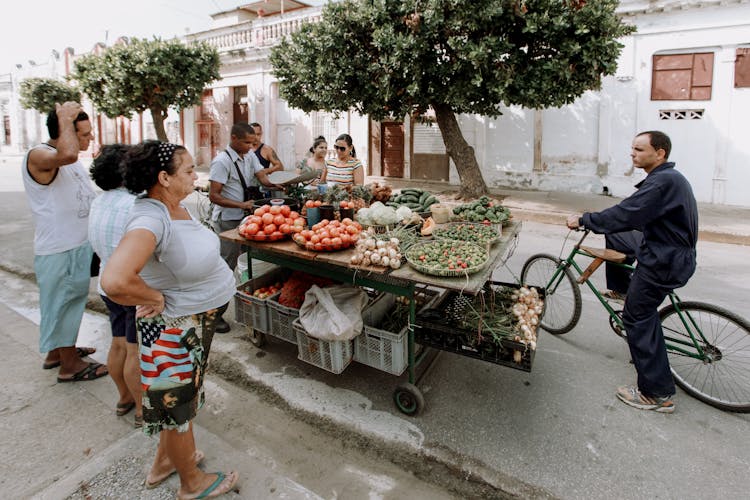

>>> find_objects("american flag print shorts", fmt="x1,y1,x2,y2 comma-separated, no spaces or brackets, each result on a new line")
136,308,221,435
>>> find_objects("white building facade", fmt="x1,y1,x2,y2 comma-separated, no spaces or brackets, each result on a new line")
4,0,749,207
185,0,750,207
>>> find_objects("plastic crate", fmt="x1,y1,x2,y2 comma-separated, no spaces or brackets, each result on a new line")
267,296,300,344
292,318,353,374
355,288,441,375
234,267,287,333
415,281,544,372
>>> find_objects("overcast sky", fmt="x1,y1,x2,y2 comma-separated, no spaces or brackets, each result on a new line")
1,0,325,75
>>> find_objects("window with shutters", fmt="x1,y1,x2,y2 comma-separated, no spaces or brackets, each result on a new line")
735,48,750,88
651,53,714,100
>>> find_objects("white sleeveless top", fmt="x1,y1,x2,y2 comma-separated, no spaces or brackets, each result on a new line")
22,144,97,255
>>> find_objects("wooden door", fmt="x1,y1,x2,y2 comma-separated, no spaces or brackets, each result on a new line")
382,122,405,177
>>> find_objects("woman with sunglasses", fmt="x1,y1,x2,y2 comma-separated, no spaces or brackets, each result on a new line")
320,133,364,187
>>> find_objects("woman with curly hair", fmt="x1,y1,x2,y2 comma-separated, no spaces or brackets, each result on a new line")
102,141,238,498
88,144,143,426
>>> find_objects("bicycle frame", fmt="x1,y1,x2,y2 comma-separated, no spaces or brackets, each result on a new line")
545,230,711,361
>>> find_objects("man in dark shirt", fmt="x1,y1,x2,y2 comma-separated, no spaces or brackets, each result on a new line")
249,122,284,173
567,131,698,413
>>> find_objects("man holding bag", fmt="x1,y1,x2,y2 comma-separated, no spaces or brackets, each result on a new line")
209,123,279,332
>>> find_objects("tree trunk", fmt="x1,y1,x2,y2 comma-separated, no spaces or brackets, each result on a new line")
150,107,168,142
432,102,488,199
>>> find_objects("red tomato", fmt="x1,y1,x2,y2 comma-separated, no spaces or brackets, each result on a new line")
328,227,341,238
305,200,315,208
340,233,351,246
290,211,300,220
331,237,342,247
269,205,282,215
246,223,260,235
313,243,323,251
319,219,329,227
293,218,306,228
263,223,276,234
280,205,291,217
346,225,359,235
339,200,347,209
319,230,331,240
306,241,315,251
261,205,271,214
310,234,321,244
249,215,262,225
253,207,264,217
271,231,283,239
279,223,292,234
261,213,274,225
341,217,353,225
321,237,332,246
273,214,286,226
314,200,322,207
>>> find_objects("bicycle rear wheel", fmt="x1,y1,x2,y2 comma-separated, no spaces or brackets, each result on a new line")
660,301,750,413
521,254,582,335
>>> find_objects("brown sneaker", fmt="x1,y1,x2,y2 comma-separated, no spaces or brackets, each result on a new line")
602,290,626,303
616,385,674,413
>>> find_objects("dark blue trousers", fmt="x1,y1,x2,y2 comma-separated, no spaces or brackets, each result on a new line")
622,267,676,397
605,231,641,294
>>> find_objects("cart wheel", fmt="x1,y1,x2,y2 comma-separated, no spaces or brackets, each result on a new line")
393,382,425,416
248,328,266,348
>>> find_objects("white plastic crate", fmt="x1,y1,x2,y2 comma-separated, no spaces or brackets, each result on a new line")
234,267,286,333
292,318,353,374
355,289,442,375
267,296,300,344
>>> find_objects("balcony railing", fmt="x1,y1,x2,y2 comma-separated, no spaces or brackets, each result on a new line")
186,7,323,52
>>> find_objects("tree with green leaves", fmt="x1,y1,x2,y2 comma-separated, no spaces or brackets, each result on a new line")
271,0,634,198
19,77,81,113
73,38,220,141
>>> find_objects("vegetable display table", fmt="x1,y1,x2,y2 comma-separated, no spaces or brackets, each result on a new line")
220,221,522,415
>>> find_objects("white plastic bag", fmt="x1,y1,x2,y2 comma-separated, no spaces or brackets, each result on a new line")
299,285,368,341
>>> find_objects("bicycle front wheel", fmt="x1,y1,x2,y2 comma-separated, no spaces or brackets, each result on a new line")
521,253,582,335
661,301,750,413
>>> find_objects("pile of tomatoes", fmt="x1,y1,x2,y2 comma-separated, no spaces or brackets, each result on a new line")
292,218,362,251
238,204,305,241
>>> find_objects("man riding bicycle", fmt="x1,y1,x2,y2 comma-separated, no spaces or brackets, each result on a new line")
566,131,698,413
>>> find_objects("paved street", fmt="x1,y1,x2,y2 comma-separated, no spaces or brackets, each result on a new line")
1,154,749,499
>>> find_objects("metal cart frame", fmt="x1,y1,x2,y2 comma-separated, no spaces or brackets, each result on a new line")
220,221,521,415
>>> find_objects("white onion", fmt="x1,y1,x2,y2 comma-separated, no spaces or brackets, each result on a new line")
370,253,381,264
381,256,390,267
390,258,401,269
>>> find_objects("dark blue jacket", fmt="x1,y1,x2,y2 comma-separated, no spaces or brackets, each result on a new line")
581,162,698,287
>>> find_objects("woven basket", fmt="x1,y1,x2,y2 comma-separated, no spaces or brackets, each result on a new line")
432,222,500,246
405,241,488,277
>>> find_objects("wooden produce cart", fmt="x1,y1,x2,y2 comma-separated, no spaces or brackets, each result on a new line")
220,221,522,415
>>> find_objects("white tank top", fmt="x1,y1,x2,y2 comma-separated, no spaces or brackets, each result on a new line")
22,144,97,255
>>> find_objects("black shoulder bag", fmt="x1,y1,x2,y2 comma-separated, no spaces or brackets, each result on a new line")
226,151,262,203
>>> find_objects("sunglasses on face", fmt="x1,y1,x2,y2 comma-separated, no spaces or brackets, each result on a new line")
334,145,347,151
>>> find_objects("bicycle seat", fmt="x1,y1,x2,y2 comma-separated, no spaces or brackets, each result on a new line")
579,245,627,263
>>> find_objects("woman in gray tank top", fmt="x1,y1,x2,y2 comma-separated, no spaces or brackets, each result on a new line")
101,141,238,499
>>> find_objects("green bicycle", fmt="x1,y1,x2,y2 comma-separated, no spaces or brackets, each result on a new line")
520,229,750,413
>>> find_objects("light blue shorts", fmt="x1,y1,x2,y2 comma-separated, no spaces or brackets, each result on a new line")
34,243,92,353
